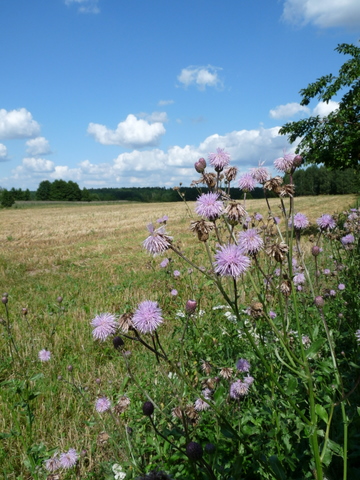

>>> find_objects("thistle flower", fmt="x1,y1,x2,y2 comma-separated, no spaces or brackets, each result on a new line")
59,448,78,469
185,299,197,314
160,258,169,268
338,283,345,291
95,397,111,413
132,300,163,334
91,313,117,341
213,244,251,278
341,233,355,245
238,173,256,192
316,214,336,230
314,296,325,307
274,153,296,173
289,213,309,230
230,379,249,399
236,358,251,372
170,289,178,296
194,397,210,411
38,349,51,362
311,246,321,256
238,228,263,255
194,157,207,173
208,147,230,171
266,241,289,263
173,270,180,277
293,273,306,285
143,223,172,256
195,192,223,221
269,311,277,319
45,453,61,472
250,165,269,184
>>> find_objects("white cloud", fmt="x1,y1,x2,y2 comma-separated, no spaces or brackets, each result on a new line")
312,100,339,117
65,0,100,14
282,0,360,29
0,143,8,162
0,108,41,140
22,157,55,172
26,137,52,156
87,114,166,149
138,111,169,123
269,102,310,119
158,99,174,106
177,65,223,90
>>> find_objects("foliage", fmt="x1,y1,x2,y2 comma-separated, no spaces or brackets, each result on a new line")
280,43,360,170
1,189,15,208
35,179,90,202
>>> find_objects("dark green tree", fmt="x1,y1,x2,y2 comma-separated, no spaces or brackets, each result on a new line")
36,180,52,200
81,187,91,202
280,43,360,170
1,189,15,208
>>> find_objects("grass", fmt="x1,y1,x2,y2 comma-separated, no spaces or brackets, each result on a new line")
0,194,357,479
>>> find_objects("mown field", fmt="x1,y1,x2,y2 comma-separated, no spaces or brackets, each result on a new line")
0,194,358,479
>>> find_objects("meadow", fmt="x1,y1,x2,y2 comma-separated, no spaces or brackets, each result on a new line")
0,192,359,480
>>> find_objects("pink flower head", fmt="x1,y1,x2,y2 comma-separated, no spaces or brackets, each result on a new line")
194,397,210,411
274,152,296,173
45,453,61,472
195,192,223,221
250,165,269,184
230,379,250,399
289,213,309,230
91,313,117,341
238,228,263,255
316,214,336,230
59,448,78,469
338,283,345,291
95,396,111,413
143,223,172,256
208,147,230,171
170,289,178,296
214,244,251,278
38,349,51,362
132,300,163,334
160,258,169,268
341,233,355,245
238,173,256,192
236,358,251,372
173,270,181,277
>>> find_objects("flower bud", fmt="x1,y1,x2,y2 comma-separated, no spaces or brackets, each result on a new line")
22,307,28,315
293,155,303,167
314,296,325,308
311,246,321,257
186,441,203,460
194,158,206,173
57,296,63,303
2,296,8,305
185,299,197,315
142,401,154,416
113,336,124,349
67,365,73,372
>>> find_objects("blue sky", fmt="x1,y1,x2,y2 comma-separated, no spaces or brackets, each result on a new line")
0,0,359,190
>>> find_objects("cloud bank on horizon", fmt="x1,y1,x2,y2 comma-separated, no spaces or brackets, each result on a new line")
0,0,359,190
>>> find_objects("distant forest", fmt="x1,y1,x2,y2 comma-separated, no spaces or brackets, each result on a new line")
1,165,359,205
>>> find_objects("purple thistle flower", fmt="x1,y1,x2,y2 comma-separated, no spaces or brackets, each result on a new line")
45,453,61,472
238,228,263,255
238,173,256,192
289,213,309,230
195,157,207,173
143,223,172,256
330,290,336,297
213,244,251,278
274,216,281,225
293,273,306,285
230,379,249,399
194,397,210,411
208,147,230,171
160,258,169,268
173,270,181,277
269,311,277,319
274,153,296,173
59,448,78,469
254,212,263,221
323,269,331,275
236,358,251,372
338,283,345,291
316,214,336,230
250,165,269,184
195,192,223,221
243,375,254,386
95,397,111,413
38,349,51,362
341,233,355,245
170,289,178,296
91,313,117,341
132,300,163,334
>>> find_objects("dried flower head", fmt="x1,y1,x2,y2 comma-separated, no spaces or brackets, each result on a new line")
224,166,238,182
249,301,264,318
190,219,214,242
45,453,61,473
263,176,283,192
118,312,134,333
132,301,163,334
279,184,295,197
224,201,247,225
143,223,173,256
194,397,210,411
219,367,233,379
266,241,289,263
114,396,131,415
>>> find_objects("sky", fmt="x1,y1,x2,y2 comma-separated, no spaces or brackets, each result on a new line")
0,0,359,191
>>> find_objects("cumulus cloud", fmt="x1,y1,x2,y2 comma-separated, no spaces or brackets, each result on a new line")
312,100,339,117
177,65,223,90
65,0,100,14
0,143,8,162
22,157,55,172
269,102,310,119
87,114,166,149
282,0,360,29
0,108,41,140
138,111,169,123
26,137,52,156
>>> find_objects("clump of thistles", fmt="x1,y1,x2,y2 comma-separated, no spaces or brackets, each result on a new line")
143,223,173,256
91,313,117,341
132,300,163,334
214,244,251,278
